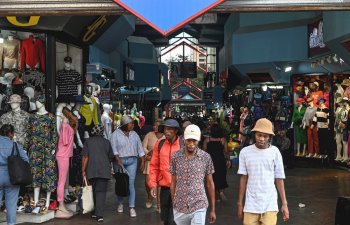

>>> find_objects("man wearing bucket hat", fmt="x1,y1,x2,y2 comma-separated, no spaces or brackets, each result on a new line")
148,118,184,225
169,124,216,225
237,118,289,225
110,115,145,218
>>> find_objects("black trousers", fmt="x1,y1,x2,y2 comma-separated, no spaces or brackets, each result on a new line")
318,128,329,155
160,187,176,225
89,178,108,217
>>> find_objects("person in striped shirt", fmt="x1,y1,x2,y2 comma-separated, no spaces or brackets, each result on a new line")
237,118,289,225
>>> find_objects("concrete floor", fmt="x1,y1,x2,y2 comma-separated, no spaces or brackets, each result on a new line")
20,168,350,225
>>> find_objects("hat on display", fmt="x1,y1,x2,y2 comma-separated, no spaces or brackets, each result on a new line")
341,79,350,86
35,94,46,104
0,73,16,86
91,124,104,136
296,98,305,104
313,81,319,87
7,94,24,104
184,124,201,141
317,97,326,104
120,115,133,126
306,97,314,103
163,119,180,129
251,118,275,136
64,56,72,63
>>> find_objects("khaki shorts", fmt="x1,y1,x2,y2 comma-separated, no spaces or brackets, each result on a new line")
243,211,278,225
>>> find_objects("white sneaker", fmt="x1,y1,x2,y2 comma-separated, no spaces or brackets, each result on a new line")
117,204,123,213
130,208,137,217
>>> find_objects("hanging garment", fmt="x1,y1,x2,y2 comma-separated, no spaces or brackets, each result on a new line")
1,38,21,70
20,35,46,72
0,110,30,146
80,96,99,126
28,113,58,192
56,69,82,96
310,91,324,107
22,70,46,95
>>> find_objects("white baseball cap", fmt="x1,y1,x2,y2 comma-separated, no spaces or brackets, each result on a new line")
184,124,201,141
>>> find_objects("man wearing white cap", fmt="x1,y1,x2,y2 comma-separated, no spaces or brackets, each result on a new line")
169,124,216,225
237,118,289,225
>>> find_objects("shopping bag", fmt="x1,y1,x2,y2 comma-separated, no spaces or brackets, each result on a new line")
8,142,32,185
81,177,94,214
114,166,130,197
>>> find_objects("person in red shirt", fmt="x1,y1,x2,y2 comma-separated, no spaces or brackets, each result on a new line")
148,119,183,225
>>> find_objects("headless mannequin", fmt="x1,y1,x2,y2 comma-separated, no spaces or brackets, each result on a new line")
33,101,52,208
101,104,112,140
56,61,82,97
23,87,36,111
131,103,137,116
56,103,67,135
335,102,344,160
291,104,307,156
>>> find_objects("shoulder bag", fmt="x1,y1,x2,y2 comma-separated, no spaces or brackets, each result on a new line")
8,142,32,186
114,166,130,197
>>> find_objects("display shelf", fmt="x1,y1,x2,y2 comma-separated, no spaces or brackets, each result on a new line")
0,210,55,224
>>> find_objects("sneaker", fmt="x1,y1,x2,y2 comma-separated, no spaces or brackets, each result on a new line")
91,214,97,219
146,201,153,209
97,216,104,222
117,204,123,213
130,208,137,217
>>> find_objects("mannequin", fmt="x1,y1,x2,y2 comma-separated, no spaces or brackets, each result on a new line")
101,104,112,140
131,103,138,116
55,107,77,218
291,98,307,156
335,98,345,160
79,85,99,136
342,99,350,162
1,34,20,70
138,111,146,129
309,81,323,107
28,96,57,210
302,98,319,157
56,56,82,97
238,107,248,143
312,98,329,158
342,79,350,99
23,87,36,111
0,94,30,146
20,34,46,72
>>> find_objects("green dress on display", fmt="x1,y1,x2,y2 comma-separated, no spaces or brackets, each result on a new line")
291,106,307,144
27,113,58,192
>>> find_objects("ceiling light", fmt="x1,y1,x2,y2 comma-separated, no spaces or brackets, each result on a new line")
326,56,332,64
333,54,339,62
285,66,292,72
262,85,268,91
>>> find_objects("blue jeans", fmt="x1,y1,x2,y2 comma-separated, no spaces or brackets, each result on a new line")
0,168,20,225
113,156,138,208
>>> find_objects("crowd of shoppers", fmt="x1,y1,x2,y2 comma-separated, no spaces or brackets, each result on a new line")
0,115,289,225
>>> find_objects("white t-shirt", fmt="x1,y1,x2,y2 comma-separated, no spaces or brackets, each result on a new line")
237,144,285,213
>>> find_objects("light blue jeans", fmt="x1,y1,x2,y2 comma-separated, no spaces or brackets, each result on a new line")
0,167,20,225
113,156,138,208
174,208,207,225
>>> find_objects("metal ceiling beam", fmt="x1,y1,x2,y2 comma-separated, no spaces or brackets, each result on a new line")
1,0,350,16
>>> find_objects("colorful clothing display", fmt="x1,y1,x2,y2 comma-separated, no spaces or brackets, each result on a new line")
27,113,58,192
22,70,46,95
0,110,30,146
20,35,46,72
291,106,307,144
310,91,323,106
1,38,21,70
80,96,99,126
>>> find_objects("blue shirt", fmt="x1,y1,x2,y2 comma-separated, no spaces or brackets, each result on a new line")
110,129,145,158
0,136,29,168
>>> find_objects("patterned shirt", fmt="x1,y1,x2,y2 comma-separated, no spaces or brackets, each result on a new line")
169,148,214,214
0,110,30,146
110,129,145,157
56,69,82,96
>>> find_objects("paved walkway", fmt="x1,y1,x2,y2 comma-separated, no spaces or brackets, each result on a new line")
19,168,350,225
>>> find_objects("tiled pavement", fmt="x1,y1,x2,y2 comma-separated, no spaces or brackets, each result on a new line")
18,167,350,225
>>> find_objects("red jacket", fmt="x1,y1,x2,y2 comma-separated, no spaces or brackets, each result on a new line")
20,35,46,72
148,137,182,188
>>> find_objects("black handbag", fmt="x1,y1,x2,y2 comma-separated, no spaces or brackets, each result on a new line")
335,196,350,225
114,166,130,197
8,142,32,186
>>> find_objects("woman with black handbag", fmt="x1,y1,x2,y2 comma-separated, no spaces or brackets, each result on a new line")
0,124,29,225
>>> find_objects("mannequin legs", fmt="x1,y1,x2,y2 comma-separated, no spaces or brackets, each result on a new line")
34,187,52,208
296,143,301,156
335,133,343,160
302,144,307,156
342,141,349,162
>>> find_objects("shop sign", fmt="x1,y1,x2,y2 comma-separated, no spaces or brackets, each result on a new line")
83,16,108,43
112,0,225,36
176,84,191,96
99,88,111,103
6,16,40,27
